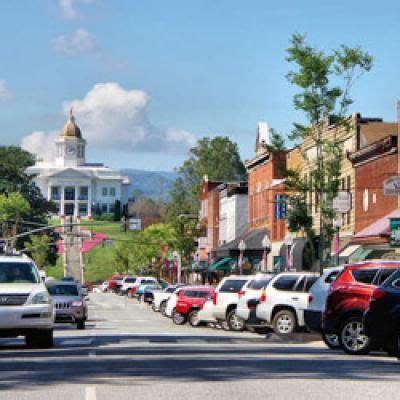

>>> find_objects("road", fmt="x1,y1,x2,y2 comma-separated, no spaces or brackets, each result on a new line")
0,292,399,400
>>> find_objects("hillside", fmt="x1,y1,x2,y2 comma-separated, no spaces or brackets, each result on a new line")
121,169,177,200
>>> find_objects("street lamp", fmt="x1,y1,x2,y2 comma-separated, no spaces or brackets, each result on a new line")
261,234,271,272
333,214,343,266
284,233,295,271
238,239,246,275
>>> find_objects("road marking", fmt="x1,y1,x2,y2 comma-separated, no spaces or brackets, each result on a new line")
61,339,94,346
85,386,96,400
88,350,96,358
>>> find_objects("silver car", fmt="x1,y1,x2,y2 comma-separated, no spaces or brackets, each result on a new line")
46,282,88,329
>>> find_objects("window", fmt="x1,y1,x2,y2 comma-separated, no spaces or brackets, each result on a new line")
351,269,379,284
304,276,318,291
47,284,79,296
247,277,272,290
65,187,75,201
102,188,108,196
293,277,305,292
79,204,87,215
110,188,116,196
391,278,400,290
273,275,299,291
196,291,212,298
141,279,156,284
183,290,197,298
109,203,115,213
101,204,108,213
0,262,40,284
79,187,88,200
325,270,341,284
219,279,247,293
124,278,137,283
375,269,397,286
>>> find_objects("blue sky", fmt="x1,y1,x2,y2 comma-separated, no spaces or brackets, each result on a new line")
0,0,399,171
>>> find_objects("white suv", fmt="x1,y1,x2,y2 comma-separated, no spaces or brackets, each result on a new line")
0,255,55,347
210,276,252,331
255,272,319,335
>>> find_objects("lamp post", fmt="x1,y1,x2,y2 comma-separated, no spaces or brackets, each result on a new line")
238,239,246,275
284,234,295,271
332,214,343,266
261,234,271,272
173,251,182,284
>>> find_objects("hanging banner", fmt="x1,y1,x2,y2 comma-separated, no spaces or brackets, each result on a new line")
332,191,352,213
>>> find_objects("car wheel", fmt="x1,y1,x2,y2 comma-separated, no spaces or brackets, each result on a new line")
160,301,167,316
322,332,341,349
77,320,86,330
172,310,186,325
25,329,54,348
272,310,296,335
227,309,245,332
339,317,371,355
188,310,202,327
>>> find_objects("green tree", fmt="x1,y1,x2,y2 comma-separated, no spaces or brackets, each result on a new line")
113,241,133,274
24,235,50,270
285,34,373,272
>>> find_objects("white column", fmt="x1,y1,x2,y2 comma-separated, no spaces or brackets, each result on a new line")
88,184,92,218
47,184,51,201
74,186,79,217
60,185,65,216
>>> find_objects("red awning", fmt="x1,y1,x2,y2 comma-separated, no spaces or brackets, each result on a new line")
354,209,400,239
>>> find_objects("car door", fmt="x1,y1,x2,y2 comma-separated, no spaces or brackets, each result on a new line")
293,275,318,325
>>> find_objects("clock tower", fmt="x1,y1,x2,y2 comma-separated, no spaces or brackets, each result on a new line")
55,109,86,167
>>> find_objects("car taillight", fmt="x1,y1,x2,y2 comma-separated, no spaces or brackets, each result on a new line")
308,295,314,304
371,288,387,301
238,290,246,298
213,292,218,305
260,289,266,302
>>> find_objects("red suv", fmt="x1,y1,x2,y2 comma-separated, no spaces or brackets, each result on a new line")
172,286,215,326
108,275,124,292
323,261,400,355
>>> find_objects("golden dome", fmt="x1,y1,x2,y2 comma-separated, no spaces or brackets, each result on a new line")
60,109,82,138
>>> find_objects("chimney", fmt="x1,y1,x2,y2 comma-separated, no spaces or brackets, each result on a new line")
255,122,270,155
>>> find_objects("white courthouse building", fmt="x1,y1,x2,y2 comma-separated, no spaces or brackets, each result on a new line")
26,112,130,218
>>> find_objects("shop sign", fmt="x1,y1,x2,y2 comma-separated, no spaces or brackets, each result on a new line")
390,218,400,247
384,176,400,196
333,191,352,213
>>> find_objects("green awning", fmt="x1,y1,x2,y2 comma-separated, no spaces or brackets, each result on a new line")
209,257,233,271
349,247,374,263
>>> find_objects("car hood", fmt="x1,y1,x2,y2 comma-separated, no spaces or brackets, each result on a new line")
0,283,43,294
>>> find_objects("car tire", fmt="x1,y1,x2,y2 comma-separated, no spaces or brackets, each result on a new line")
77,320,86,330
172,310,186,325
322,332,341,349
188,310,202,327
272,310,297,336
160,301,167,316
226,309,245,332
25,329,54,348
339,316,371,355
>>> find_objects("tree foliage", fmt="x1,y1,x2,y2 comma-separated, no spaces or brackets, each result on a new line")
24,235,50,270
285,34,373,269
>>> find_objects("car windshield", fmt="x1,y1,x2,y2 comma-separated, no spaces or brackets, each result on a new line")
0,262,40,284
124,278,136,283
247,277,272,290
48,284,79,296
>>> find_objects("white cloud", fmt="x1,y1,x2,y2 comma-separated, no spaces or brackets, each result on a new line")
52,28,98,56
21,83,196,161
0,80,13,101
21,131,58,162
58,0,94,20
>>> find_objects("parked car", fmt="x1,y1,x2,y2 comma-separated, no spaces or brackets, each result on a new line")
100,281,109,292
303,266,343,348
108,275,124,292
172,286,215,325
47,281,88,329
117,276,137,295
165,289,182,318
236,274,273,332
128,277,159,298
206,276,252,331
364,269,400,356
323,260,400,355
255,272,319,335
0,255,55,348
136,283,161,300
143,285,164,304
152,285,185,313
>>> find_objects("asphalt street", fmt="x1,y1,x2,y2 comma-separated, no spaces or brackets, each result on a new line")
0,292,399,400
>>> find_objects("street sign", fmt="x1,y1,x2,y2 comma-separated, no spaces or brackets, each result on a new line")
332,191,352,213
390,218,400,247
384,176,400,196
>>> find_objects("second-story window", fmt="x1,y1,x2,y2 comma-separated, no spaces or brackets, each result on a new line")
102,188,108,197
110,188,116,197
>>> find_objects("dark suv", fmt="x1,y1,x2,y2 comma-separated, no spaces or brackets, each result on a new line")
323,261,400,355
364,269,400,356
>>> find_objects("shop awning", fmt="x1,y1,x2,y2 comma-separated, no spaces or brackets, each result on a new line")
340,244,361,258
209,257,233,271
349,247,374,262
354,209,400,240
